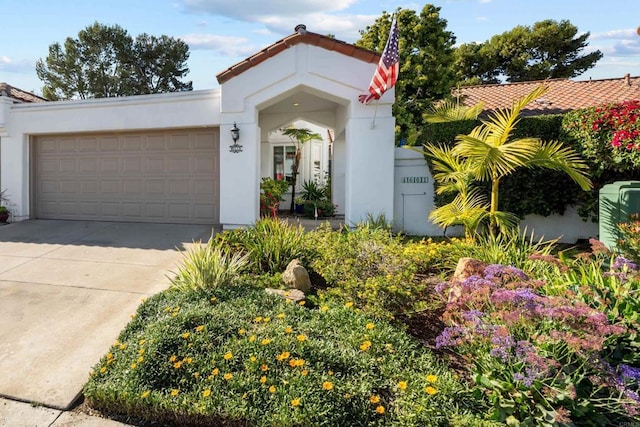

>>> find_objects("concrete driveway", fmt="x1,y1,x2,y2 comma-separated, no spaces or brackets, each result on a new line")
0,220,214,411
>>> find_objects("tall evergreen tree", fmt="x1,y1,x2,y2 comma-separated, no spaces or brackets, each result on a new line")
36,22,192,100
454,19,603,85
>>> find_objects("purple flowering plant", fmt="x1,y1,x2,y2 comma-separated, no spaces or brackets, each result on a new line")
436,263,639,424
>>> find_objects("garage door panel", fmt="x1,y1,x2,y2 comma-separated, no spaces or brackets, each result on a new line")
123,136,144,151
170,157,190,173
146,157,165,173
80,158,98,173
101,138,119,152
80,203,98,216
168,134,189,149
59,139,77,152
34,129,219,224
79,138,98,152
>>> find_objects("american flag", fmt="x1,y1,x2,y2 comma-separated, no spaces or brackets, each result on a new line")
359,19,399,104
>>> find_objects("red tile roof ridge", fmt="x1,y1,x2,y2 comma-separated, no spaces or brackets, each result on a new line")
456,74,640,116
216,26,380,84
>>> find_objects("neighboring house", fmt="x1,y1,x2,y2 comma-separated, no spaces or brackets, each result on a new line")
0,25,395,229
0,82,47,104
435,74,640,241
455,73,640,115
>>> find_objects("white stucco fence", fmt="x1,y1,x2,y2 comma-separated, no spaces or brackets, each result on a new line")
392,148,599,243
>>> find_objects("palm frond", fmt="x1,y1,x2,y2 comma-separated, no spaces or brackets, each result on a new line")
424,100,484,123
526,140,593,190
422,144,476,193
428,189,489,236
489,210,520,234
481,85,549,146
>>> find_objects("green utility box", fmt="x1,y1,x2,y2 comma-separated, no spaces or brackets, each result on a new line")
599,181,640,250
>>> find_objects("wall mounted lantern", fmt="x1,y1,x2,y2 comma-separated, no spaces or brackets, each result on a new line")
229,122,243,153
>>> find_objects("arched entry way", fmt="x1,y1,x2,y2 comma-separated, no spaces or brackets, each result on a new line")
258,88,344,217
216,25,395,229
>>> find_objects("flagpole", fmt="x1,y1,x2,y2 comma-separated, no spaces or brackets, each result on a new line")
359,15,398,127
371,99,380,129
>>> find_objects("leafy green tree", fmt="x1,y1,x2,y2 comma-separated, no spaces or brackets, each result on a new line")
419,86,592,236
455,19,603,84
357,5,457,142
36,22,192,100
281,127,322,213
130,34,192,94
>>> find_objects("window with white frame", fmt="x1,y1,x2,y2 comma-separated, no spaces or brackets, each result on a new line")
273,145,296,183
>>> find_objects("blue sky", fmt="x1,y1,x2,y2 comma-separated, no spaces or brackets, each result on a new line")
1,0,639,95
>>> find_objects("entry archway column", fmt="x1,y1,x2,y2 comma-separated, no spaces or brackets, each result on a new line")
219,120,261,229
343,115,395,225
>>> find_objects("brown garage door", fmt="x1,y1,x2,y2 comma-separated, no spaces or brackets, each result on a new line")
33,128,219,224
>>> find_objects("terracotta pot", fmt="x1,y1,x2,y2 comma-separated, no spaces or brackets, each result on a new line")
0,212,8,223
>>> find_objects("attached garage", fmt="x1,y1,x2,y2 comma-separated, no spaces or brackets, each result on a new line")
32,128,219,224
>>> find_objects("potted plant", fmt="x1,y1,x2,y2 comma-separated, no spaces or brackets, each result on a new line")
259,178,289,217
0,206,8,223
294,197,306,215
0,189,9,223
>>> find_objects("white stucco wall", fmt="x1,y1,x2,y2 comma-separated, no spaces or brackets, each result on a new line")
0,90,221,221
392,147,599,243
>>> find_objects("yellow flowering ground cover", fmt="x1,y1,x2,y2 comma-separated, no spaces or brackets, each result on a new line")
84,285,488,426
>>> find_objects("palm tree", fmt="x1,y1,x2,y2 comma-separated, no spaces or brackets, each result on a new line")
418,144,491,239
281,127,322,213
420,85,592,236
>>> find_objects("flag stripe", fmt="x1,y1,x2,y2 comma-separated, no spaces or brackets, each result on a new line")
360,19,399,104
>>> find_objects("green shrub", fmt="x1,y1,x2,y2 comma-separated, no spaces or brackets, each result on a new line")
170,242,249,291
212,218,307,274
618,213,640,263
401,237,474,274
302,199,335,218
300,180,326,201
306,225,424,319
84,285,487,426
260,177,290,216
463,228,558,275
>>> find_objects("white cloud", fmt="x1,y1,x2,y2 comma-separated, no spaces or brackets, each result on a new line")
0,56,33,73
180,34,259,56
479,0,492,3
180,0,357,19
178,0,375,41
476,16,488,22
590,28,636,40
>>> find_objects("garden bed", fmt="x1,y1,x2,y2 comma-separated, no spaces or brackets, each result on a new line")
83,219,640,426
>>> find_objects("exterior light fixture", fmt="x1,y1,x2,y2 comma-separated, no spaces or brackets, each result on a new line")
229,122,243,153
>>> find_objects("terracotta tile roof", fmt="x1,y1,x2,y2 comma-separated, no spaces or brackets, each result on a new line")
456,74,640,116
216,25,380,85
0,82,47,103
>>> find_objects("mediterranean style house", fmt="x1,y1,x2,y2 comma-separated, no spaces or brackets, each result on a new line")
2,24,638,242
0,25,395,230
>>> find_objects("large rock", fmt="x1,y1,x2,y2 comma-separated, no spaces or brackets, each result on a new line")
282,259,311,293
265,288,305,303
448,257,487,303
